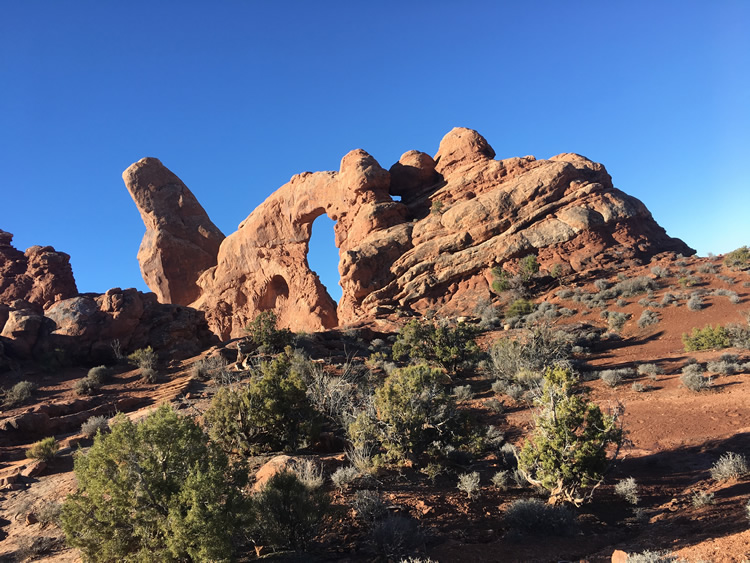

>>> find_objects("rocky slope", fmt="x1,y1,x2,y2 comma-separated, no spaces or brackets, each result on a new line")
126,128,693,339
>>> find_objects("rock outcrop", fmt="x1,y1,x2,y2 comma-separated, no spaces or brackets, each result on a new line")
123,158,226,306
0,232,217,366
126,128,694,338
0,230,77,310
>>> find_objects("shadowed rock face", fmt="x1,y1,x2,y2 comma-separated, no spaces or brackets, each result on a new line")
125,128,694,339
123,158,225,306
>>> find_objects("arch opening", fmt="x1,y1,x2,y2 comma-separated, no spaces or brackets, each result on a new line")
258,275,289,311
307,214,342,304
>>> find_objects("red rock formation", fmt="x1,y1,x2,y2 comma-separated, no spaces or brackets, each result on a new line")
123,158,225,306
126,128,693,338
0,230,78,310
190,149,407,338
43,288,217,363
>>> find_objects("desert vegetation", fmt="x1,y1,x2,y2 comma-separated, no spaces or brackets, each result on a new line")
2,250,750,561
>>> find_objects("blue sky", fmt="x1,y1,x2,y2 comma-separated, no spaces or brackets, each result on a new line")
2,1,748,303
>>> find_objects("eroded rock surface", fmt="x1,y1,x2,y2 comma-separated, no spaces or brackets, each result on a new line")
126,128,693,338
0,230,77,310
123,158,225,306
42,288,218,363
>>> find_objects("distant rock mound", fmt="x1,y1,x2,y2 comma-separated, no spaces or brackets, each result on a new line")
0,231,217,367
123,158,225,306
0,230,77,310
126,128,693,338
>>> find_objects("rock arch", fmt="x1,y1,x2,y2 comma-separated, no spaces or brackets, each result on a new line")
189,150,409,339
126,128,694,340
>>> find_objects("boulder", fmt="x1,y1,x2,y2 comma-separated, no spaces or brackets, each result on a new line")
21,461,47,478
0,308,49,357
123,158,225,306
253,454,296,492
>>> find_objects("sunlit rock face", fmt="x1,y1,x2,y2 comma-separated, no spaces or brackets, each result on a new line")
123,157,225,307
0,230,78,311
125,128,693,339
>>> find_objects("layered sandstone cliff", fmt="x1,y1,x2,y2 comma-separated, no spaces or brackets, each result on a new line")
126,128,693,339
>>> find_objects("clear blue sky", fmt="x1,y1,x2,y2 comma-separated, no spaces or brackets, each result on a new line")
2,1,748,303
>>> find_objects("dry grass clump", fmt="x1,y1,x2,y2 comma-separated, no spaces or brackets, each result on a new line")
637,363,664,378
681,364,711,392
615,477,639,504
710,452,748,481
457,471,481,498
504,498,577,537
81,415,110,438
637,310,660,328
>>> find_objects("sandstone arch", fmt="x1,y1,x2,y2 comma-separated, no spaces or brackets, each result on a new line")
126,128,694,340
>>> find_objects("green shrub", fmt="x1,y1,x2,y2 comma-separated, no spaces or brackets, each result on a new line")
245,310,293,354
4,380,37,407
26,437,58,462
374,364,454,460
682,325,731,351
204,350,317,455
86,365,111,384
250,470,328,551
392,319,481,375
517,366,623,505
127,346,156,370
520,254,540,282
724,245,750,271
430,200,444,215
506,298,535,318
74,377,100,396
349,364,458,464
491,267,511,293
61,405,248,562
